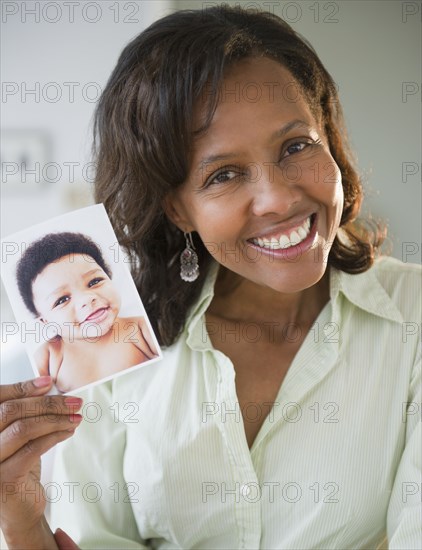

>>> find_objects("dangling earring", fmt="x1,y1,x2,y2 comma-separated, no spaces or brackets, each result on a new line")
180,231,199,282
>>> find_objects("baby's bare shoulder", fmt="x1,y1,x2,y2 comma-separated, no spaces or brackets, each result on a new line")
116,316,146,330
34,337,61,375
35,336,62,355
34,340,49,360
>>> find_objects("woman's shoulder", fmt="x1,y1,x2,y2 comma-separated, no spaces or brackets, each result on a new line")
332,255,420,329
371,255,421,294
372,254,421,276
369,255,421,319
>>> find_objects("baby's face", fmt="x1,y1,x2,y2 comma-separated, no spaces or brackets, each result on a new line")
32,253,121,341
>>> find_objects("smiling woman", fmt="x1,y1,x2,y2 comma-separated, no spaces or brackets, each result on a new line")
0,5,420,550
164,57,344,298
94,6,382,348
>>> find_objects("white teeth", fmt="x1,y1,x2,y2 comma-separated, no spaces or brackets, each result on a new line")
297,227,308,240
279,234,290,248
289,231,301,246
251,215,313,250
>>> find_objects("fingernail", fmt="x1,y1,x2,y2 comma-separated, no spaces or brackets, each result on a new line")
33,376,52,387
69,413,83,423
64,397,83,408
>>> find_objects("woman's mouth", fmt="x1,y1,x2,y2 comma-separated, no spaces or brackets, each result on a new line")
249,214,316,250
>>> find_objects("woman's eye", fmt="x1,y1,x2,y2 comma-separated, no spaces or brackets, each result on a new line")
284,141,308,156
88,277,103,287
282,138,321,159
53,296,69,308
208,170,237,186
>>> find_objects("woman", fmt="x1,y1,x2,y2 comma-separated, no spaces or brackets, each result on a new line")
1,6,420,549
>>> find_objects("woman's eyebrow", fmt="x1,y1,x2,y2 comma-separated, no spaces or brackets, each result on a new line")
196,119,312,173
197,153,237,174
269,119,312,142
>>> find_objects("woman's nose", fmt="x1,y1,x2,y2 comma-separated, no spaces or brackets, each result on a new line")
250,163,303,218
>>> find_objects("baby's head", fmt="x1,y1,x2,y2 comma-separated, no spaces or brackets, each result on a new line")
17,232,120,339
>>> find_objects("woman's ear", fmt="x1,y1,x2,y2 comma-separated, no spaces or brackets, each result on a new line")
162,192,195,233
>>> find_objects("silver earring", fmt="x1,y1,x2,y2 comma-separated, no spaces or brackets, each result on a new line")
180,232,199,282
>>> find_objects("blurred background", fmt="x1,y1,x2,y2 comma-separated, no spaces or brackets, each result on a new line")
0,1,420,547
1,0,421,389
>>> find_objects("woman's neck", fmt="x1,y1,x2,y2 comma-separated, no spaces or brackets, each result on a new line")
208,267,330,327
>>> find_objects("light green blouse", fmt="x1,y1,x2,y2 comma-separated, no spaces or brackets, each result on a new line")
50,256,421,549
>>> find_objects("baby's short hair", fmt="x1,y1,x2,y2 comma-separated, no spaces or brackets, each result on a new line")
16,232,112,316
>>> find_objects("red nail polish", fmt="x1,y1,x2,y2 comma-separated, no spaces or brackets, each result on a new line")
64,397,83,408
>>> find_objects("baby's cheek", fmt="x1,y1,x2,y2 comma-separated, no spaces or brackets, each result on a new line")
104,284,120,307
114,292,122,310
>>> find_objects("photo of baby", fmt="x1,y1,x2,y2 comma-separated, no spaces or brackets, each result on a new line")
1,204,161,394
16,231,158,393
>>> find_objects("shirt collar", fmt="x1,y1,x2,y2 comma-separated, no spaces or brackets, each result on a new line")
329,260,404,324
185,261,220,348
185,258,404,349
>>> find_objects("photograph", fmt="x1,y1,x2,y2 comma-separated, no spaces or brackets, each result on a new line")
1,204,161,394
0,1,420,549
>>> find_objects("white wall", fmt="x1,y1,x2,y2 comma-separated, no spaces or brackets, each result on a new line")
1,0,174,237
1,0,173,169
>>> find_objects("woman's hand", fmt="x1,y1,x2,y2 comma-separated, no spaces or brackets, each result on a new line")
54,528,81,549
0,376,83,548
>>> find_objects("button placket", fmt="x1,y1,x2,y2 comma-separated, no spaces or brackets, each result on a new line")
214,355,262,549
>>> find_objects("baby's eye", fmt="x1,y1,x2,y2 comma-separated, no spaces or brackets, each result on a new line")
88,277,104,287
53,296,69,308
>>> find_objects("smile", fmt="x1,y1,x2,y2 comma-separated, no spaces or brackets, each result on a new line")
82,307,110,323
250,214,316,250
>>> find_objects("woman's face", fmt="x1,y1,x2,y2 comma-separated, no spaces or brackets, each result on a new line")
166,57,344,294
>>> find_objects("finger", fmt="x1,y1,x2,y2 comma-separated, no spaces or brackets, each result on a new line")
54,528,81,550
1,427,80,476
0,395,83,431
0,377,53,404
0,414,83,462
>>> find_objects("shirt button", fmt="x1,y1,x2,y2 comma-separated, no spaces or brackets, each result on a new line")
241,484,251,498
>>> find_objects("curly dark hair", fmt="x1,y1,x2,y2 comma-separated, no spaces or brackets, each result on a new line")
93,5,385,347
16,232,112,316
